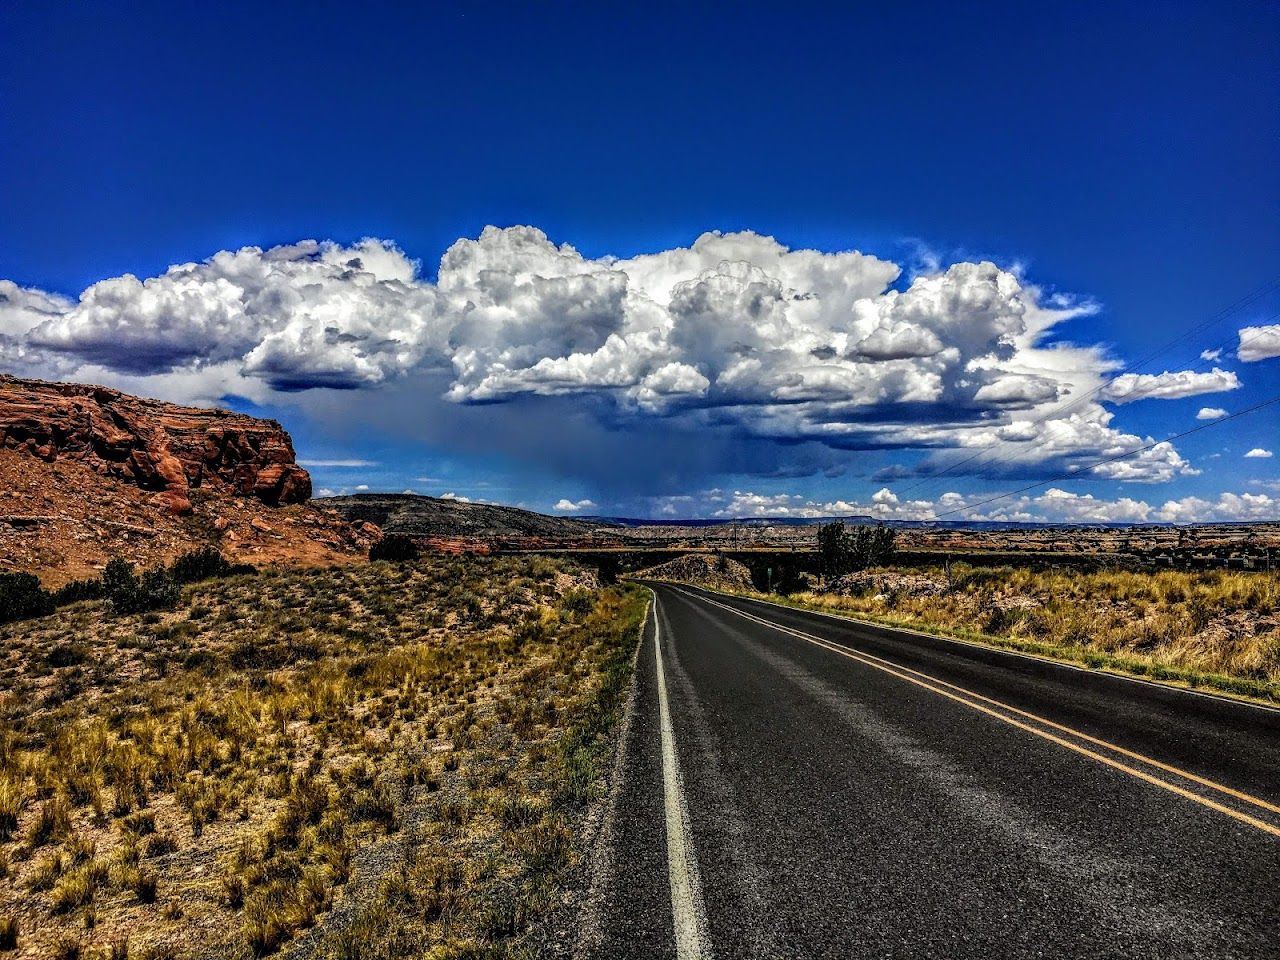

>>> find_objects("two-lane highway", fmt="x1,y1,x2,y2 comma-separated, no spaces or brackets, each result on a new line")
578,582,1280,959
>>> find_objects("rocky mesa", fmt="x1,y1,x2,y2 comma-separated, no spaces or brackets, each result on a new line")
0,374,312,515
0,375,375,584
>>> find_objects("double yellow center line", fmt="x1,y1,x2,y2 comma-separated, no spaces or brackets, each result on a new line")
678,587,1280,839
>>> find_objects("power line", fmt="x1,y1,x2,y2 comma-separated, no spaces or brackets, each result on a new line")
932,392,1280,520
895,286,1280,499
1175,308,1280,371
898,284,1280,497
919,310,1280,495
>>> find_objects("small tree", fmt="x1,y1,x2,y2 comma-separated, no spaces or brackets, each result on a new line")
853,524,897,570
0,573,52,624
818,522,897,579
102,558,180,614
369,534,419,563
818,522,856,578
100,558,138,602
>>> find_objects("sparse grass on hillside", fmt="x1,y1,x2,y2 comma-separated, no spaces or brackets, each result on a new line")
0,555,646,959
720,565,1280,701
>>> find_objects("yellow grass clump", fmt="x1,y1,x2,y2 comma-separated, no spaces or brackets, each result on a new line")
779,565,1280,698
0,555,646,958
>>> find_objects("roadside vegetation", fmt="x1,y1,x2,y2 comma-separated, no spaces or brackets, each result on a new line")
816,521,897,577
639,522,1279,701
1,548,246,627
755,563,1280,701
0,554,645,959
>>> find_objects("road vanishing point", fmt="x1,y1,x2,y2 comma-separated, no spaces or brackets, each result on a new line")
579,582,1280,959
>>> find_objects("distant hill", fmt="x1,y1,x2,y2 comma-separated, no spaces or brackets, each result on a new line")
319,494,1265,542
319,493,609,539
589,515,1186,531
586,514,881,528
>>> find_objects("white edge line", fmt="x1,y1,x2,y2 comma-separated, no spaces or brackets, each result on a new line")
649,589,713,960
652,581,1280,716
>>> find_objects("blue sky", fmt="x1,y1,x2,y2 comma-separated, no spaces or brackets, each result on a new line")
1,1,1278,521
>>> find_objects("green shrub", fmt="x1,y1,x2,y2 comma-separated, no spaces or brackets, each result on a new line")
45,643,88,669
103,559,180,615
169,547,234,584
0,572,52,624
558,588,594,618
369,535,418,563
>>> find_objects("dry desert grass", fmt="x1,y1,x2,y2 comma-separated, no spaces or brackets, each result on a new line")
736,565,1279,700
0,555,645,959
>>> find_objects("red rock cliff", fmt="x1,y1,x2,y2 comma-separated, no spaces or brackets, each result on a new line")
0,375,311,514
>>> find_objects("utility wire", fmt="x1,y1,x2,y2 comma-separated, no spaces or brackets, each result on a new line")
932,392,1280,520
913,310,1280,497
1174,308,1280,372
895,285,1280,499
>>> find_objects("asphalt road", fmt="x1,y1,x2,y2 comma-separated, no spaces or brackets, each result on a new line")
578,582,1280,959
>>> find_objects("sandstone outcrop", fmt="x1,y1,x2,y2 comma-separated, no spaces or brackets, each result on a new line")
0,375,311,514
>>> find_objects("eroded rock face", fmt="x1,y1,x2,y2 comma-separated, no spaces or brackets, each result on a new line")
0,375,311,514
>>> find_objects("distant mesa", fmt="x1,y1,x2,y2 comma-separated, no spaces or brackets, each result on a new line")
319,492,602,541
0,374,312,515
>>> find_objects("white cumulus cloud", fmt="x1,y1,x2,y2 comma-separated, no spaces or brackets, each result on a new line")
1237,324,1280,362
660,484,1280,524
28,239,442,389
553,498,596,512
1101,367,1240,404
2,226,1207,484
1029,488,1152,522
1195,407,1227,420
1245,448,1273,458
1155,491,1278,522
710,488,936,520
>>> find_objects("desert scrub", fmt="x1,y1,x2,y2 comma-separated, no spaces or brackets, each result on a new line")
301,583,647,960
750,565,1280,700
0,555,643,958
